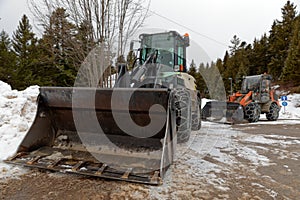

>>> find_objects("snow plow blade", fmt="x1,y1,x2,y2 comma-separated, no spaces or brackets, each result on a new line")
5,87,176,185
201,101,244,123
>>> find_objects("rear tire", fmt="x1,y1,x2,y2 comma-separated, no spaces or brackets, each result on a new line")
266,102,280,121
192,96,201,131
174,89,192,143
244,102,261,123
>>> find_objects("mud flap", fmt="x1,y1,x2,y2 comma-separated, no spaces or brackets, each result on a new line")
5,87,176,185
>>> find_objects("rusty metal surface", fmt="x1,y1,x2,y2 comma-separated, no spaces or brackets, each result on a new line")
18,87,170,151
7,87,175,184
5,147,162,185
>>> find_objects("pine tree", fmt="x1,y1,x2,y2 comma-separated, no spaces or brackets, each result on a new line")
188,60,202,91
282,16,300,85
224,36,242,80
267,1,297,80
12,15,39,89
188,60,197,77
222,51,229,76
215,58,224,74
41,8,78,86
229,35,241,55
249,34,270,75
198,63,207,96
234,47,250,91
0,30,16,84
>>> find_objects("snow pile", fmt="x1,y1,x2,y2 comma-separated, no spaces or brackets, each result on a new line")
201,98,212,109
0,81,39,179
279,94,300,119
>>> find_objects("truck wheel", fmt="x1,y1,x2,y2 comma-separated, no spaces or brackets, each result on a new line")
266,102,280,121
174,89,192,143
192,96,201,131
201,104,210,120
244,102,261,123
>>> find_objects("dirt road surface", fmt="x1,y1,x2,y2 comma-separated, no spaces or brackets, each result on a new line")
1,121,300,199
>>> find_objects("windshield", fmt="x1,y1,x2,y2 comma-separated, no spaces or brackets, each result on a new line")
241,76,261,93
141,33,175,67
142,33,175,51
140,32,186,69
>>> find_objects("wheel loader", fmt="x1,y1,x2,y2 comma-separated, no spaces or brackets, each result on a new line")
5,31,201,185
202,74,281,123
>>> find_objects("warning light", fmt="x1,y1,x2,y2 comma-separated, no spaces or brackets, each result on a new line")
180,65,184,72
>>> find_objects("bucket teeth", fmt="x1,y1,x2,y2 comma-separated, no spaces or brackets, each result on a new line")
7,152,27,161
95,163,108,175
72,161,86,172
27,156,43,165
47,158,64,169
121,168,133,179
150,171,161,184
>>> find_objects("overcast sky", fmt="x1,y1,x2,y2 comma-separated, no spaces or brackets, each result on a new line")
0,0,300,64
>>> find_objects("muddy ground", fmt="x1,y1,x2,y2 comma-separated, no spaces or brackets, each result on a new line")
1,121,300,200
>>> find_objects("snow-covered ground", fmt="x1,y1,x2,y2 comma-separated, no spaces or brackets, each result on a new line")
252,94,300,125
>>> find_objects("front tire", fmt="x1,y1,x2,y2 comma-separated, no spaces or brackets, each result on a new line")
174,89,192,143
244,102,261,123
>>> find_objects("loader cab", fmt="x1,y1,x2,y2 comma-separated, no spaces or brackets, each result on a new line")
126,31,191,89
241,75,262,94
241,75,272,93
138,31,190,72
241,74,273,103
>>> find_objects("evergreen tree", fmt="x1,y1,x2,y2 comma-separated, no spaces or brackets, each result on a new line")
229,35,241,55
222,51,229,76
215,58,224,74
223,36,242,80
234,48,250,91
0,30,16,84
197,63,207,96
267,1,297,80
188,60,203,92
282,16,300,85
41,8,78,86
248,34,270,75
188,59,197,77
12,15,39,89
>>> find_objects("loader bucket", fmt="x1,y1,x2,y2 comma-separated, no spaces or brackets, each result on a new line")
201,101,244,123
5,87,176,185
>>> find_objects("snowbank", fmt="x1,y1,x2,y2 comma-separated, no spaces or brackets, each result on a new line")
279,94,300,119
0,81,39,179
258,93,300,124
